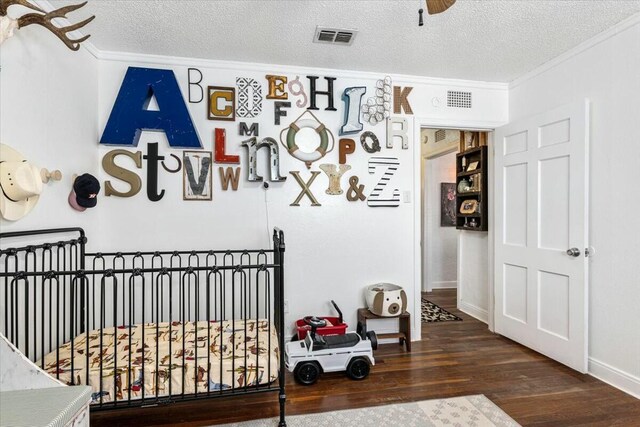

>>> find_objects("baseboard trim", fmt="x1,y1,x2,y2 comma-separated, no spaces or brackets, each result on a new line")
458,301,488,324
588,357,640,399
429,281,457,290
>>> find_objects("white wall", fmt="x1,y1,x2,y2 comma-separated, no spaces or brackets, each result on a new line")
0,28,100,236
0,26,99,386
509,15,640,397
422,148,458,291
1,38,508,347
94,54,507,340
457,231,489,323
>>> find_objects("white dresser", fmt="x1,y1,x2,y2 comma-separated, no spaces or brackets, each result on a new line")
0,386,92,427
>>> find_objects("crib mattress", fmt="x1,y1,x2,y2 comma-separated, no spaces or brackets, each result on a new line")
41,319,280,404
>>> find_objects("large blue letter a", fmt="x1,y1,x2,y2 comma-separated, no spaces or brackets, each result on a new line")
100,67,202,148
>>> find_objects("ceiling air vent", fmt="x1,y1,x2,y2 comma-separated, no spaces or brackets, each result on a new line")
447,90,472,108
313,26,357,46
317,30,335,42
435,129,446,142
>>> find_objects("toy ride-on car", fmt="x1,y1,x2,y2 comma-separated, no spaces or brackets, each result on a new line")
285,316,378,385
293,300,348,341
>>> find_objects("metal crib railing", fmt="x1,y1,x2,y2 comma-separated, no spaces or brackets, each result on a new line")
0,227,286,426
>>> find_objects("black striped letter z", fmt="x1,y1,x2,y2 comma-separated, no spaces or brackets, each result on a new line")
368,157,400,207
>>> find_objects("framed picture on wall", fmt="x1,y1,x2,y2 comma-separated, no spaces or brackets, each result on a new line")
183,151,213,200
441,183,457,227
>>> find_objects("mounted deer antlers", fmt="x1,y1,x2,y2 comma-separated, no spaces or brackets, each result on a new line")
0,0,95,51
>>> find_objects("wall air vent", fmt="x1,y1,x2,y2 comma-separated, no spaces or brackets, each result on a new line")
435,129,446,142
314,26,357,46
447,90,472,108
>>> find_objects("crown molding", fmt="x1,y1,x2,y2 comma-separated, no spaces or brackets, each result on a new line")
510,12,640,89
94,49,508,91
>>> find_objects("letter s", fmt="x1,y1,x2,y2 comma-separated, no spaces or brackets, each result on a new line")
102,149,143,197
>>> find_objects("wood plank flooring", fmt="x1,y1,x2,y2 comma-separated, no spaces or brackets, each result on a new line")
92,289,640,426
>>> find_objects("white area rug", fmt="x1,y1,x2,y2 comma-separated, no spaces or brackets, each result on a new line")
216,394,520,426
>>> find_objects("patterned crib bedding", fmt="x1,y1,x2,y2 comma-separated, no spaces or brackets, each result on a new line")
40,319,279,404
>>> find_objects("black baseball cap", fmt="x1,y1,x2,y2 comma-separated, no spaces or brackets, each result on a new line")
73,174,100,208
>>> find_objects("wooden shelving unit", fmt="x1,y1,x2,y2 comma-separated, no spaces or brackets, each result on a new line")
456,140,488,231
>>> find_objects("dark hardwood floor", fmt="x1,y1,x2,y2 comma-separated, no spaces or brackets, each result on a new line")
92,289,640,426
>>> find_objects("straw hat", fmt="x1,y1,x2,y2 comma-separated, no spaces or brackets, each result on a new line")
0,144,43,221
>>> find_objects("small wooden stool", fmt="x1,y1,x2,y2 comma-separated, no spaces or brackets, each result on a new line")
357,308,411,352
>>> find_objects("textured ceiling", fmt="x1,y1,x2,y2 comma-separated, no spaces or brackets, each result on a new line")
44,0,640,82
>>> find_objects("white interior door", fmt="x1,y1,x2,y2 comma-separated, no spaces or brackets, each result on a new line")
494,100,589,372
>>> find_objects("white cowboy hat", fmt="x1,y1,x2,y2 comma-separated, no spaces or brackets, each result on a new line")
0,144,43,221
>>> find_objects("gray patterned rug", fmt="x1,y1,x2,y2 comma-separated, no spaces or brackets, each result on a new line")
216,394,520,426
421,298,463,323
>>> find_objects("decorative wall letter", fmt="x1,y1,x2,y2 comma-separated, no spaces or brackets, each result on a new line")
340,86,366,135
187,68,204,103
161,154,181,173
142,142,165,202
102,149,143,197
274,101,291,125
288,76,308,108
219,167,241,191
236,77,263,118
347,176,366,201
386,117,409,149
290,171,321,206
393,86,414,114
239,122,259,137
368,157,400,207
100,67,202,148
208,86,236,121
265,75,288,99
319,164,351,195
361,76,392,126
360,131,381,153
306,76,337,111
183,151,212,200
280,110,335,169
339,138,356,164
241,137,287,182
214,128,240,164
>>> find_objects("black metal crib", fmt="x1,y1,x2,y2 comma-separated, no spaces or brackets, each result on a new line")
0,227,287,426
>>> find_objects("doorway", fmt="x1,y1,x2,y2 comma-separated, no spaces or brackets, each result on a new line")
419,127,491,327
415,103,589,374
421,129,459,294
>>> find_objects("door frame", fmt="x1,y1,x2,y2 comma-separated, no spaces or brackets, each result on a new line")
413,117,505,337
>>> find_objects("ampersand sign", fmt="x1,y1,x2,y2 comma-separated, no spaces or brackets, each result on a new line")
347,176,366,202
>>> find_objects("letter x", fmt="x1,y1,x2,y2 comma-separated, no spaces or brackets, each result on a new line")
290,171,321,206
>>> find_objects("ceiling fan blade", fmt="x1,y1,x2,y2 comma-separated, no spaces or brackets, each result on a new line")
426,0,456,15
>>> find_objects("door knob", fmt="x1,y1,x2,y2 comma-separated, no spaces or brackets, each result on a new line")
566,247,581,257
